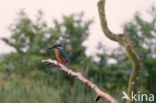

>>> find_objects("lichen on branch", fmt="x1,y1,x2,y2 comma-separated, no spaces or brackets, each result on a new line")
97,0,141,103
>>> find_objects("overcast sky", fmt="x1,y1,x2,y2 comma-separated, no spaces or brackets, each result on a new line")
0,0,155,55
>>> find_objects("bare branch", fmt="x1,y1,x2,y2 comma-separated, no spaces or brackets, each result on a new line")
97,0,141,103
42,59,118,103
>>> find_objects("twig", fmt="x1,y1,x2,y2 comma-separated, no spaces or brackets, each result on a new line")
42,59,118,103
97,0,141,103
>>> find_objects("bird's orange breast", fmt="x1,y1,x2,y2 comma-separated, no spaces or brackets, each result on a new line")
55,49,67,64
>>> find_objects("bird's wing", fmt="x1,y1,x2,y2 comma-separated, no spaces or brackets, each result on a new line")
60,50,69,63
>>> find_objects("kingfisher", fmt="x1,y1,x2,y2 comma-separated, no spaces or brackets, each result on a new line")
49,44,69,65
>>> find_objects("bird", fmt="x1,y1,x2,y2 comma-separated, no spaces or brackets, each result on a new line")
49,44,69,65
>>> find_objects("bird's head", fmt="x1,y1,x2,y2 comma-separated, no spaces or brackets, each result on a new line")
49,44,63,49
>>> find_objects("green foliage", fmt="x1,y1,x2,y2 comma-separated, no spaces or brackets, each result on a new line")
1,10,93,74
0,77,61,103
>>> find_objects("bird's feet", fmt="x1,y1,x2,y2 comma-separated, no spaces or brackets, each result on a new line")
46,62,51,65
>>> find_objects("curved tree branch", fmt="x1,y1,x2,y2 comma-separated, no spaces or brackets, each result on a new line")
97,0,141,103
42,59,118,103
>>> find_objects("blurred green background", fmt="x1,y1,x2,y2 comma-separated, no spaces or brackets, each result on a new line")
0,6,155,103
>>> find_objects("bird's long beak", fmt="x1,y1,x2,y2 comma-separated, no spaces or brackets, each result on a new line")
48,46,55,49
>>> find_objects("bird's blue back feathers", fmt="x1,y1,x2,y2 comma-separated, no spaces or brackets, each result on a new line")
60,50,69,63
